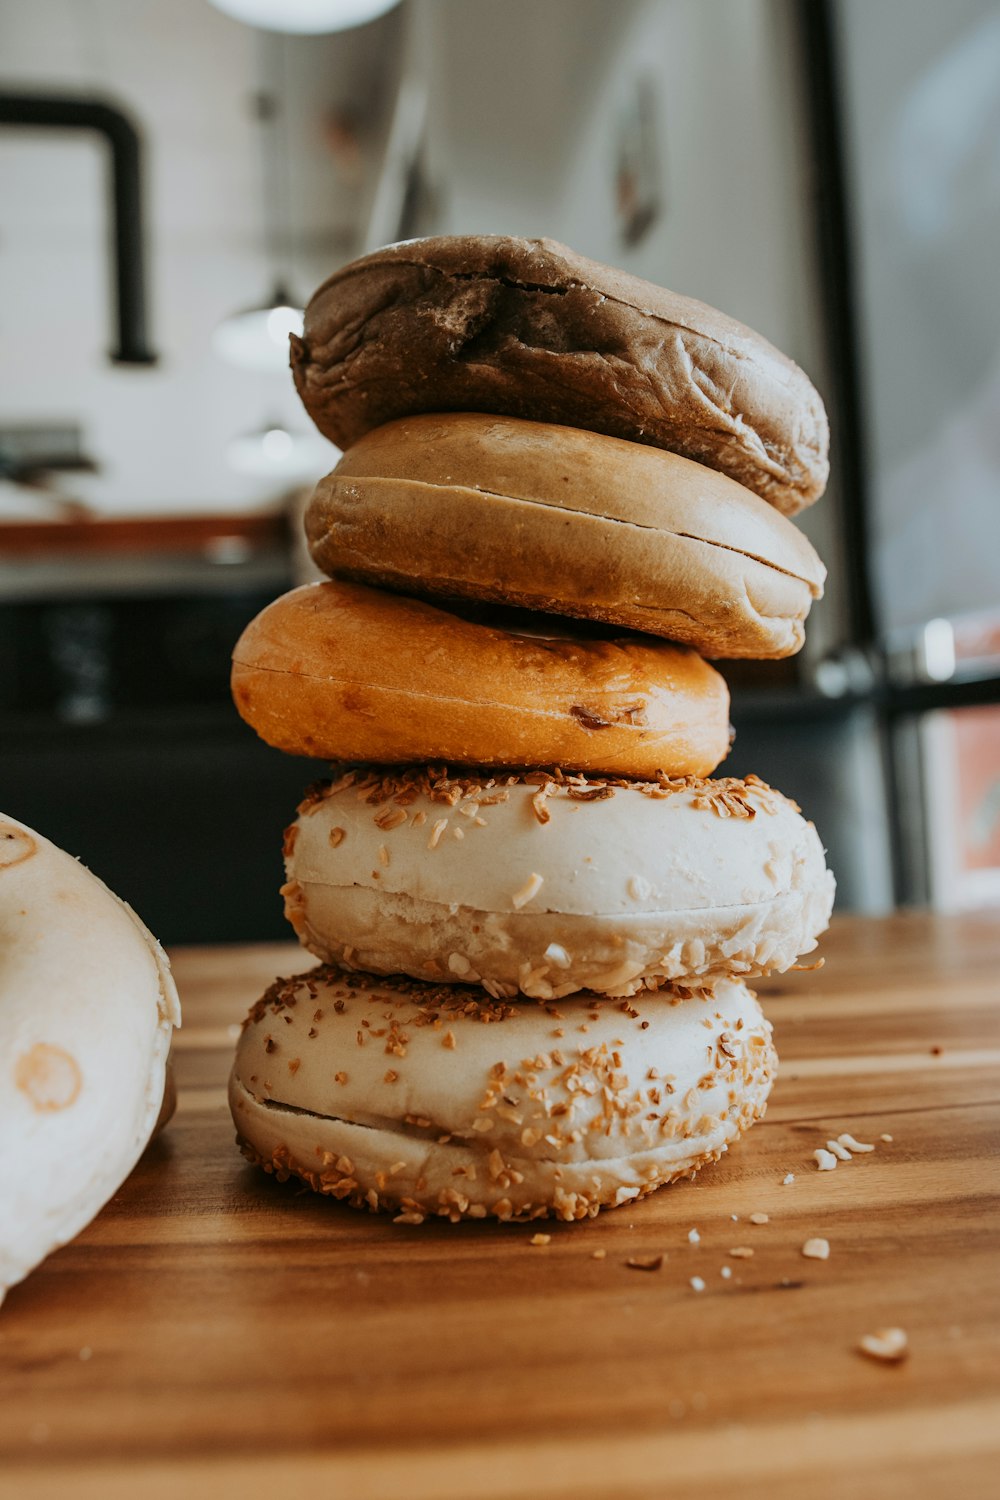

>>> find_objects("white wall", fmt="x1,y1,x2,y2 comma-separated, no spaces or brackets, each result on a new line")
404,0,847,657
0,0,399,518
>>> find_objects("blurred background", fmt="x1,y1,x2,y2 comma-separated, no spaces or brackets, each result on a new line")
1,0,998,942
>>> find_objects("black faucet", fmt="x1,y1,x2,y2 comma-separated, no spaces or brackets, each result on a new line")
0,92,157,366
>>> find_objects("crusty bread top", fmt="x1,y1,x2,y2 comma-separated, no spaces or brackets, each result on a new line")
292,236,829,515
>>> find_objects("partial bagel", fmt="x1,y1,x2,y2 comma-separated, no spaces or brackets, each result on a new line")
0,815,180,1302
291,235,829,515
229,966,776,1223
309,414,826,658
282,766,834,997
231,581,732,778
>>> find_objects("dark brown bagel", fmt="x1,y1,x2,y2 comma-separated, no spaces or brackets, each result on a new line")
291,236,829,515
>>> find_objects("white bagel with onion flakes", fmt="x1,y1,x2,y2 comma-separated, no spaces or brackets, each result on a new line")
281,767,834,999
0,814,180,1303
229,966,776,1222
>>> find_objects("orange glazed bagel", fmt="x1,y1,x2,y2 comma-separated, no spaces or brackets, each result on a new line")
231,581,731,777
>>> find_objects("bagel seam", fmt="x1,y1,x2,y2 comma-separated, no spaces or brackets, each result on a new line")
313,478,823,593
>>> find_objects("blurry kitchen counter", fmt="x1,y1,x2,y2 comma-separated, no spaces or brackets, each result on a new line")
0,511,313,945
0,512,291,599
1,913,997,1500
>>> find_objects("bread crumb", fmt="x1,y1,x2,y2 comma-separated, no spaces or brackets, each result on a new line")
838,1133,874,1153
858,1328,908,1363
592,1248,607,1260
690,1276,706,1292
728,1246,754,1259
530,1233,551,1247
802,1238,830,1260
880,1133,894,1143
826,1139,853,1161
720,1266,732,1279
814,1148,838,1171
783,1173,795,1185
750,1212,769,1225
626,1254,665,1272
687,1227,700,1244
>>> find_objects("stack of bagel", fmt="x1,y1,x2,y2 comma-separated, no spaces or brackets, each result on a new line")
228,236,835,1225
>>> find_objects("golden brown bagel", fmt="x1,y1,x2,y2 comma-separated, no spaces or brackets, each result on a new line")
230,581,731,777
308,414,826,658
291,236,829,515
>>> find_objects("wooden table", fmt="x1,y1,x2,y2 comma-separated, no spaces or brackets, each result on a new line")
2,913,998,1499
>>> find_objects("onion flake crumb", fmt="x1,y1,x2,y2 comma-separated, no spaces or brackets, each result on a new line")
626,1254,665,1272
858,1328,909,1363
838,1133,875,1153
511,872,544,909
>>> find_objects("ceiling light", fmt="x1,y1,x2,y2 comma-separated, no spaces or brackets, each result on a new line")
212,287,304,373
208,0,400,34
227,422,338,479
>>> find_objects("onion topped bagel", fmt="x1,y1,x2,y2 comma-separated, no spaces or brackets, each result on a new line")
282,766,835,998
231,580,732,778
308,413,826,658
291,235,829,515
0,814,180,1302
229,966,777,1223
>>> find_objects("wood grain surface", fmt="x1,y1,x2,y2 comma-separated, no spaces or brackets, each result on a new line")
2,913,998,1500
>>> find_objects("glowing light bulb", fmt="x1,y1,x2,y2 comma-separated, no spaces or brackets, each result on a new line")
208,0,400,34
